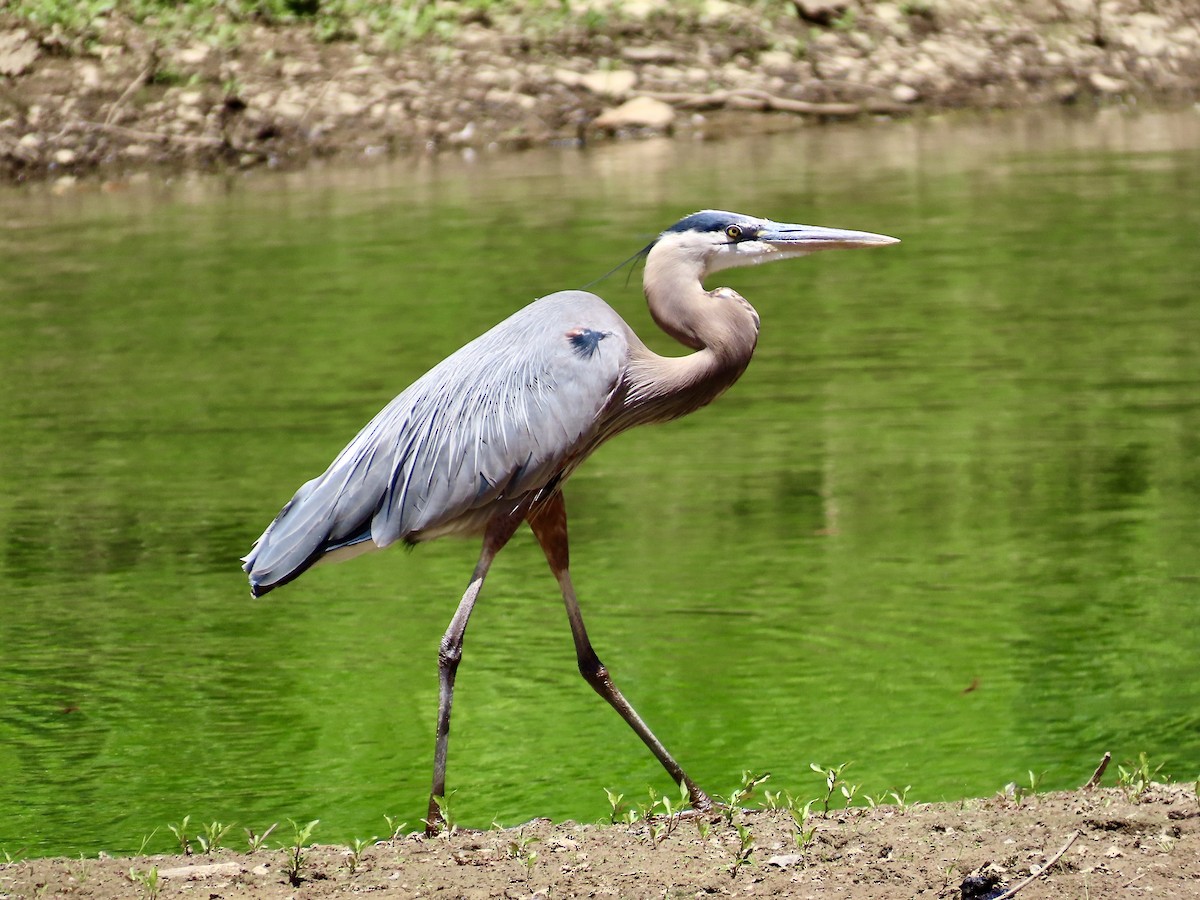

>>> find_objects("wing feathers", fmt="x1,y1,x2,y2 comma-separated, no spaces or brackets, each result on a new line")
244,292,628,595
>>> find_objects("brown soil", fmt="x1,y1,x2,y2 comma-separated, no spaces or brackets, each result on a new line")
4,784,1197,899
2,1,1199,185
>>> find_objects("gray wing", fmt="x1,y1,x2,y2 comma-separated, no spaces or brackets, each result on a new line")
243,291,630,596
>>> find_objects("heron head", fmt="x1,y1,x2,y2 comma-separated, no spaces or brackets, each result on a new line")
652,210,899,277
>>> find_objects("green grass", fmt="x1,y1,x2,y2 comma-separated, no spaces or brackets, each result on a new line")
4,0,582,46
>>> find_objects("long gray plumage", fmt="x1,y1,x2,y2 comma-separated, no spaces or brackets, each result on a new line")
243,291,629,596
241,209,899,828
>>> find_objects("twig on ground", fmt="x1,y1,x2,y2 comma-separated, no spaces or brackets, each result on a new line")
74,120,227,147
104,59,154,126
638,88,908,117
993,830,1081,899
1083,752,1111,790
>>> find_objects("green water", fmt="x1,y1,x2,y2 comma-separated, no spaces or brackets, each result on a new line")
1,110,1198,858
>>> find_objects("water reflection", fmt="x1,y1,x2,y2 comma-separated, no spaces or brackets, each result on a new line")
0,108,1197,857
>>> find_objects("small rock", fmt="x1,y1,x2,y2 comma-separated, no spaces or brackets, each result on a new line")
593,96,675,130
891,83,920,103
79,64,102,89
175,43,211,66
759,50,796,73
281,60,320,78
52,148,77,165
332,90,366,116
793,0,849,27
178,90,205,107
0,30,39,77
276,100,307,120
1089,72,1126,93
622,45,679,65
766,853,805,868
158,862,241,881
578,69,637,97
554,68,583,88
18,132,42,149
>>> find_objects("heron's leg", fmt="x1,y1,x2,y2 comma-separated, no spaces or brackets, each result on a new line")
427,511,523,835
527,493,712,813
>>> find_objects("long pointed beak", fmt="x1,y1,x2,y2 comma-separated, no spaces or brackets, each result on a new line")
760,221,900,251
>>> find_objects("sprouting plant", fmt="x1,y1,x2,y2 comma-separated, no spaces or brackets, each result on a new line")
135,829,158,857
604,788,627,824
727,822,754,877
346,835,376,874
721,771,770,823
383,815,407,840
695,817,711,840
789,799,817,860
658,781,689,839
281,818,319,886
642,786,663,818
506,832,539,879
811,762,853,816
128,865,161,900
864,785,912,809
246,822,278,852
423,792,457,835
65,854,92,886
167,815,193,855
840,779,860,807
197,820,235,853
1,846,25,864
1117,753,1164,795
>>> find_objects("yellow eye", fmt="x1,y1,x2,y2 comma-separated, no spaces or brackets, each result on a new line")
725,224,742,240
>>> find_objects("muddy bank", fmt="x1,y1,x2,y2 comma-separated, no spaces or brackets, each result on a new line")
2,0,1198,185
2,784,1197,898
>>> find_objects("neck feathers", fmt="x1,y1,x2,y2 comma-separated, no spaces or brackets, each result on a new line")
620,238,760,424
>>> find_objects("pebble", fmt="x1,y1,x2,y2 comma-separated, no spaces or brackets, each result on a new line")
593,96,675,130
1089,72,1126,93
578,70,637,97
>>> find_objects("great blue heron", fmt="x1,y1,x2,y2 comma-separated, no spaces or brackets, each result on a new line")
243,209,898,830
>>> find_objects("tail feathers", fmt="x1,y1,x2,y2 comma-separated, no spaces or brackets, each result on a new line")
243,477,382,598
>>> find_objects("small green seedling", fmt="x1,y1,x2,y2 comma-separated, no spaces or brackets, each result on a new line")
727,822,754,877
721,771,770,823
281,818,319,886
810,762,852,816
346,835,376,874
197,820,235,853
506,832,539,879
246,822,278,852
128,865,160,900
658,781,689,839
423,792,457,835
790,800,817,860
383,815,407,840
1117,753,1164,795
604,788,627,824
65,854,91,887
167,816,194,855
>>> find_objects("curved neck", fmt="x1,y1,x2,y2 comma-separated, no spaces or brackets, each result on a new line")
620,241,760,424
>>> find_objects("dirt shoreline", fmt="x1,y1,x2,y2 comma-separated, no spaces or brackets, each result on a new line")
3,783,1197,898
2,1,1199,185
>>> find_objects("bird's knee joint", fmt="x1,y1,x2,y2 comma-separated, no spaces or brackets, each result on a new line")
439,640,463,671
577,653,609,688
